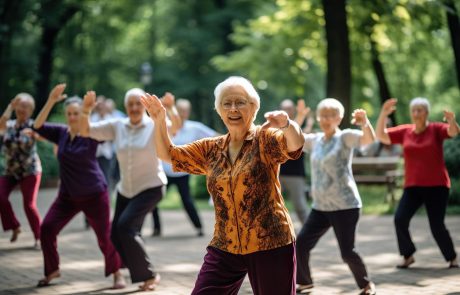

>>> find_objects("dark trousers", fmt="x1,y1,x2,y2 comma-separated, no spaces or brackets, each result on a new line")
192,243,296,295
394,186,457,261
0,174,42,240
40,190,121,276
111,186,163,283
152,175,202,231
296,208,370,289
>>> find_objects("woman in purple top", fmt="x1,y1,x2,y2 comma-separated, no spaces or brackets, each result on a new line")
32,84,125,288
0,94,42,247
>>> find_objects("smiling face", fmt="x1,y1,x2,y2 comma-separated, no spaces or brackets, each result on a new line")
125,95,145,125
317,107,342,134
65,102,81,130
219,85,255,133
410,104,428,126
14,96,35,123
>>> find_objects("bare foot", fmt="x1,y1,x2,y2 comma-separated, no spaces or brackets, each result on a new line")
296,283,314,294
139,274,161,291
112,271,126,289
37,270,61,287
360,282,376,295
449,257,459,268
10,227,21,243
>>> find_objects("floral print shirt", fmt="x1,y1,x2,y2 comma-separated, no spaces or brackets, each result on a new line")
170,125,301,254
1,119,41,179
303,129,362,211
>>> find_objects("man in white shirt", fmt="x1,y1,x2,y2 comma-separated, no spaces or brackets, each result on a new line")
152,98,218,237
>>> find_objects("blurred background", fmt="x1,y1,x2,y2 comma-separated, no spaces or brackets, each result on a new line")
1,0,460,209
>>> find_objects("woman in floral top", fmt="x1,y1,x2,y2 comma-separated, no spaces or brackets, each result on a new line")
0,94,42,247
141,76,305,295
296,98,377,295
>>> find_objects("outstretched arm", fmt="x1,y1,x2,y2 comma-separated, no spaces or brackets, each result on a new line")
0,98,17,132
262,110,305,152
444,110,460,137
351,108,375,146
79,91,97,137
33,84,67,129
141,93,174,163
376,98,397,145
160,92,182,136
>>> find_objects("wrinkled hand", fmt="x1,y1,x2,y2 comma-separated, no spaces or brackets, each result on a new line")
262,110,290,130
296,99,311,119
351,109,368,126
83,91,97,112
381,98,397,116
140,93,167,122
443,110,456,123
48,83,67,104
160,92,175,108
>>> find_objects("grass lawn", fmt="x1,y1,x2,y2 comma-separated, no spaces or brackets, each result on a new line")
157,184,460,215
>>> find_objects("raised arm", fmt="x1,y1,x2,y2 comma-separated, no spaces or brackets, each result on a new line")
351,108,375,146
160,92,182,136
33,84,67,129
0,98,17,131
262,110,305,152
79,90,97,137
141,93,174,163
444,110,460,137
376,98,397,145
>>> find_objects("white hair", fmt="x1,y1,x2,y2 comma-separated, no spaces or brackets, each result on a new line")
316,98,345,118
16,93,35,110
214,76,260,122
410,97,430,113
124,88,146,106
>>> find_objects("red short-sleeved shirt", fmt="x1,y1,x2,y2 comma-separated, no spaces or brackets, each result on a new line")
387,122,451,188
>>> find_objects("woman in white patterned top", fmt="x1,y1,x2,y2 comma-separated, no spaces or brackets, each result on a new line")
296,98,377,295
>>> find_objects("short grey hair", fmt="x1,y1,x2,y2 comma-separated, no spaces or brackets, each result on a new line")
316,98,345,118
16,93,35,111
410,97,430,113
124,88,146,105
64,96,82,109
176,98,191,111
214,76,260,122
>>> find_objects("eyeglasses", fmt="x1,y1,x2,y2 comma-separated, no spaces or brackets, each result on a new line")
222,100,250,110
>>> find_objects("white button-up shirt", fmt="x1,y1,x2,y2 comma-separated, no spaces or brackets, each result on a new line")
89,115,167,198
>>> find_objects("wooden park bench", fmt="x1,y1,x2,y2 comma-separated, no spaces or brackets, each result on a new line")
352,156,403,203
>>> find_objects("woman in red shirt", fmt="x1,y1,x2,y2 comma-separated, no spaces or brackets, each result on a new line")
376,97,459,269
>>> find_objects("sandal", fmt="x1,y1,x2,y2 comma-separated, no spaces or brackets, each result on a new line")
396,256,414,269
139,273,161,291
36,270,60,288
36,279,50,288
296,283,314,294
359,282,376,295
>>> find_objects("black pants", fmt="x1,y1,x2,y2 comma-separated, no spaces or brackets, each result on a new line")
394,186,457,261
152,175,202,232
296,208,370,289
111,186,163,283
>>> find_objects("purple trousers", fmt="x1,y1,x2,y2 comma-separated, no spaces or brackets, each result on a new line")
40,190,121,277
192,243,296,295
0,174,42,240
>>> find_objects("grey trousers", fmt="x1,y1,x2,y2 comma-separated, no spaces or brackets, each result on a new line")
111,186,163,283
280,175,309,224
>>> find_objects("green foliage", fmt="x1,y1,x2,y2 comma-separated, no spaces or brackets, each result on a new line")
36,140,59,186
444,135,460,204
191,175,210,200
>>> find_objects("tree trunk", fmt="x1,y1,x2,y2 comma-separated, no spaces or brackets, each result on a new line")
445,0,460,90
323,0,351,127
370,40,396,126
34,5,78,111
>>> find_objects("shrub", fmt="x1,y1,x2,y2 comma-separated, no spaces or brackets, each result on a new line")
444,136,460,204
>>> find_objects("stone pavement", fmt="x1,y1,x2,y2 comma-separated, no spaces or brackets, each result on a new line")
0,188,460,295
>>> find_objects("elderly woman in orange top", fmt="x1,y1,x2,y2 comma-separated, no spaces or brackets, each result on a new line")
141,76,304,295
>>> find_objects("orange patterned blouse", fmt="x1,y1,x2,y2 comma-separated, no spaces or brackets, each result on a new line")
170,125,301,254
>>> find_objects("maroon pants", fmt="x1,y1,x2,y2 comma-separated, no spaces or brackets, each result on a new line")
192,243,296,295
0,174,42,240
40,190,121,277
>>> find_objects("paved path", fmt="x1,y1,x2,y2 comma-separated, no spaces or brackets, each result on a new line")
0,188,459,295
